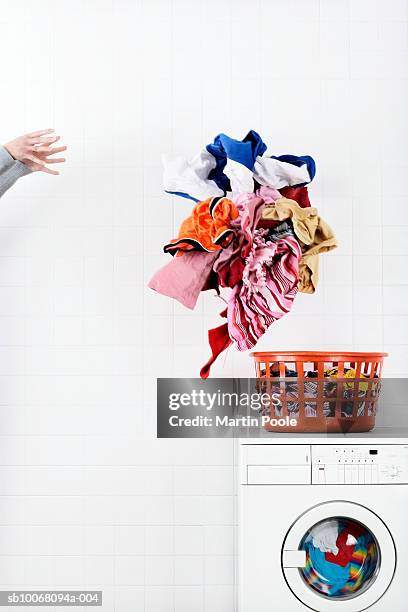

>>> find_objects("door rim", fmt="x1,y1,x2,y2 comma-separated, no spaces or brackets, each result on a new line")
281,501,396,612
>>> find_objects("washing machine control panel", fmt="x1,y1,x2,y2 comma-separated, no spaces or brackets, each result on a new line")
312,445,408,485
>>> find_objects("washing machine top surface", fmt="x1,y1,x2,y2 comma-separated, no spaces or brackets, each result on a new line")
239,426,408,445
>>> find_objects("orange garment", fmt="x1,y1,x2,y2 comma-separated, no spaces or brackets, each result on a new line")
164,196,239,256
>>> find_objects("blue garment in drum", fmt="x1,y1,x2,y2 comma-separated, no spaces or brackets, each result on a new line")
306,542,351,596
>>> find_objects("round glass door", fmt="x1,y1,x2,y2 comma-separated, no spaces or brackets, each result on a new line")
282,501,396,612
299,516,381,600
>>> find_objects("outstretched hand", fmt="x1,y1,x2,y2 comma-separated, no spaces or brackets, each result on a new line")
4,129,67,175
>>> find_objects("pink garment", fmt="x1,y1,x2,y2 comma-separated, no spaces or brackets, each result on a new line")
213,194,264,288
213,186,282,289
148,250,219,310
227,228,301,350
256,185,281,203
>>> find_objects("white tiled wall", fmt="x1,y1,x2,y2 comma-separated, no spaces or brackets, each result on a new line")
0,0,407,610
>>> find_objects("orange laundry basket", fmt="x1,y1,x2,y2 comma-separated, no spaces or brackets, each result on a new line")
251,351,388,433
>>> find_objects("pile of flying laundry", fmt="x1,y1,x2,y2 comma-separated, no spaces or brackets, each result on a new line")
258,366,379,418
148,130,338,378
301,519,379,598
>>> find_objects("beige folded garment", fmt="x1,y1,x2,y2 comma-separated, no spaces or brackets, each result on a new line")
262,197,338,293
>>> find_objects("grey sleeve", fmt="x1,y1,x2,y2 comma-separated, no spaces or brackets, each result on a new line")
0,145,32,198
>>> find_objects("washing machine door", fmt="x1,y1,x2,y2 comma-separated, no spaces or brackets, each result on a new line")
282,501,396,612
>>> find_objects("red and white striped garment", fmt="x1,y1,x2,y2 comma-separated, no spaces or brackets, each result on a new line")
227,226,301,351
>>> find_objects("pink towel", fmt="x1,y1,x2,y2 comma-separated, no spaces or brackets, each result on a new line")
148,250,219,310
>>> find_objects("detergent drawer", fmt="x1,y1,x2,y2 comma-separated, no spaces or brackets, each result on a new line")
247,464,311,485
245,444,310,466
241,445,311,484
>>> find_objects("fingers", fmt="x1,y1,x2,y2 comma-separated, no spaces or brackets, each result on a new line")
43,158,66,164
49,145,67,154
22,129,66,176
33,146,54,154
27,147,67,167
30,145,67,158
38,145,67,156
40,166,60,176
28,135,60,146
26,128,54,138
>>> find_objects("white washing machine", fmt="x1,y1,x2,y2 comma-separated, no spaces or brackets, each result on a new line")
239,443,408,611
